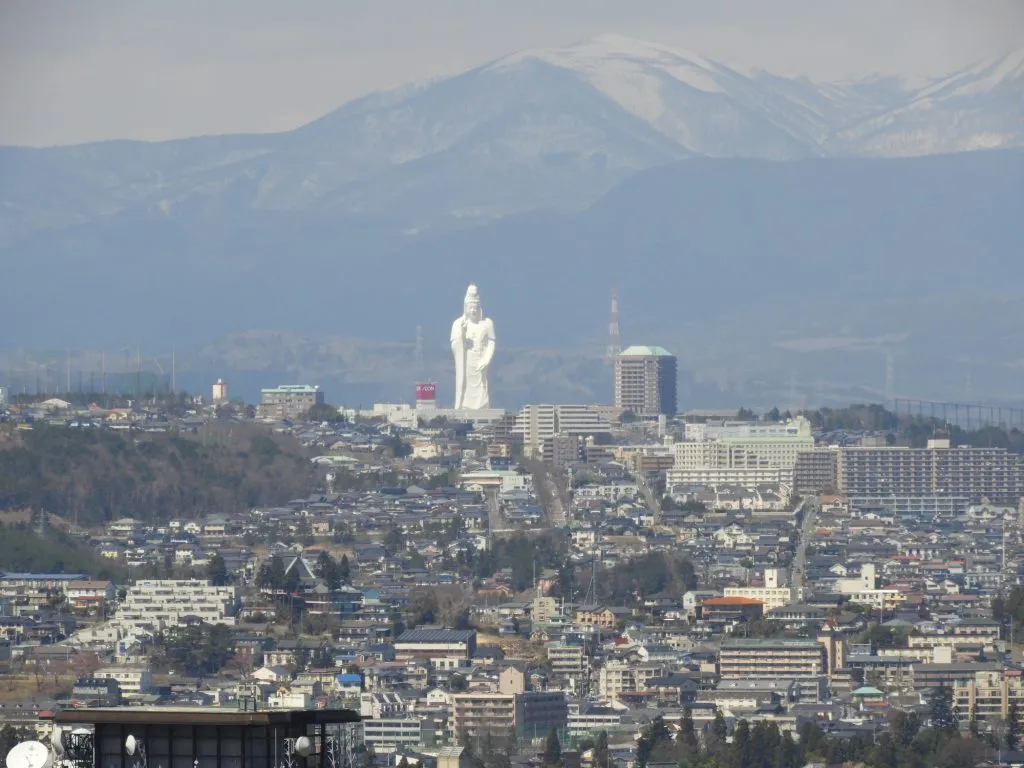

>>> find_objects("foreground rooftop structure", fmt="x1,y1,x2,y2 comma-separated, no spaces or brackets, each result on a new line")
50,706,361,768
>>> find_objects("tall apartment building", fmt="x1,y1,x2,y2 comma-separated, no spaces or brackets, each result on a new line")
837,440,1024,504
614,346,677,417
953,668,1024,727
718,638,826,679
546,639,587,679
116,579,238,630
257,384,325,421
514,404,611,445
793,448,839,495
450,691,567,740
597,660,666,699
514,404,611,458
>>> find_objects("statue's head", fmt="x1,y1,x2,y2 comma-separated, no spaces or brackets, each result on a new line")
464,284,482,322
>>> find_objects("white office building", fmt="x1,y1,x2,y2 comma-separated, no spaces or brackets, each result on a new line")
668,417,813,488
724,568,797,610
514,404,611,455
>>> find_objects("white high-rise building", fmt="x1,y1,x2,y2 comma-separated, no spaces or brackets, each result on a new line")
668,417,813,488
513,404,611,454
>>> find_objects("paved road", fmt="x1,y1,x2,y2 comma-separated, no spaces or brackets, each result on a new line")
791,496,819,597
636,477,661,524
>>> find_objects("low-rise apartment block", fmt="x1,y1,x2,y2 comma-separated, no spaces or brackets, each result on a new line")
719,638,826,679
257,384,325,421
117,579,238,630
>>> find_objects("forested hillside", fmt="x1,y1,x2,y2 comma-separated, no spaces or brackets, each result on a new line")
0,424,315,526
0,522,122,578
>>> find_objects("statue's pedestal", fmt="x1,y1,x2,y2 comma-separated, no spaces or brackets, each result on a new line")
428,406,505,425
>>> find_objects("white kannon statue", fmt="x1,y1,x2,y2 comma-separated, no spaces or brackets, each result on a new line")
450,284,496,410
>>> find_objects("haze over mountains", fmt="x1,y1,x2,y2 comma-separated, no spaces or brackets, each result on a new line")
2,36,1023,407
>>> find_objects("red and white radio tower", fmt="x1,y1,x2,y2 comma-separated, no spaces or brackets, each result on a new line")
604,289,621,365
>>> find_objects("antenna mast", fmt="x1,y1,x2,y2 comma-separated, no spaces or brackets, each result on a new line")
884,350,895,404
604,289,621,365
414,325,424,372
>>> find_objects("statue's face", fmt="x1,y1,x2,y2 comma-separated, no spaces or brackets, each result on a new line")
466,299,482,322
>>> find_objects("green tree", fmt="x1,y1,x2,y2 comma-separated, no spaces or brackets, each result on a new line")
888,710,921,747
306,403,343,423
407,588,439,627
679,707,697,750
256,555,286,591
384,526,406,553
1008,700,1020,750
637,716,672,768
315,551,342,590
592,732,611,768
542,728,562,768
775,730,802,768
310,644,335,669
162,621,234,677
929,683,958,734
449,673,468,692
934,738,984,768
387,435,412,458
730,720,752,768
205,553,229,586
712,709,728,743
339,554,351,584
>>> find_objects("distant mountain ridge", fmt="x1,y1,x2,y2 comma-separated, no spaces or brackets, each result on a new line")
3,150,1022,408
1,35,1022,247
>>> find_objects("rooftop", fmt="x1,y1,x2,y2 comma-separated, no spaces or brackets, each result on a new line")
702,596,765,606
721,638,821,649
396,629,476,644
619,345,673,357
51,706,360,726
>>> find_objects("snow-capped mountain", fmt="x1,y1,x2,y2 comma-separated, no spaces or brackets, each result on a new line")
834,48,1024,155
0,36,1022,248
486,34,837,158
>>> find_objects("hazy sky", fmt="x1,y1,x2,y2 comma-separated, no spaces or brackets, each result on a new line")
1,0,1021,146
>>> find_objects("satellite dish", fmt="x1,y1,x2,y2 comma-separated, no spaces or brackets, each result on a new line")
6,741,52,768
293,737,312,758
125,736,137,756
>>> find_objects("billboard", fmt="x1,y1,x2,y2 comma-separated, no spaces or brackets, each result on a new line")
415,383,437,401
